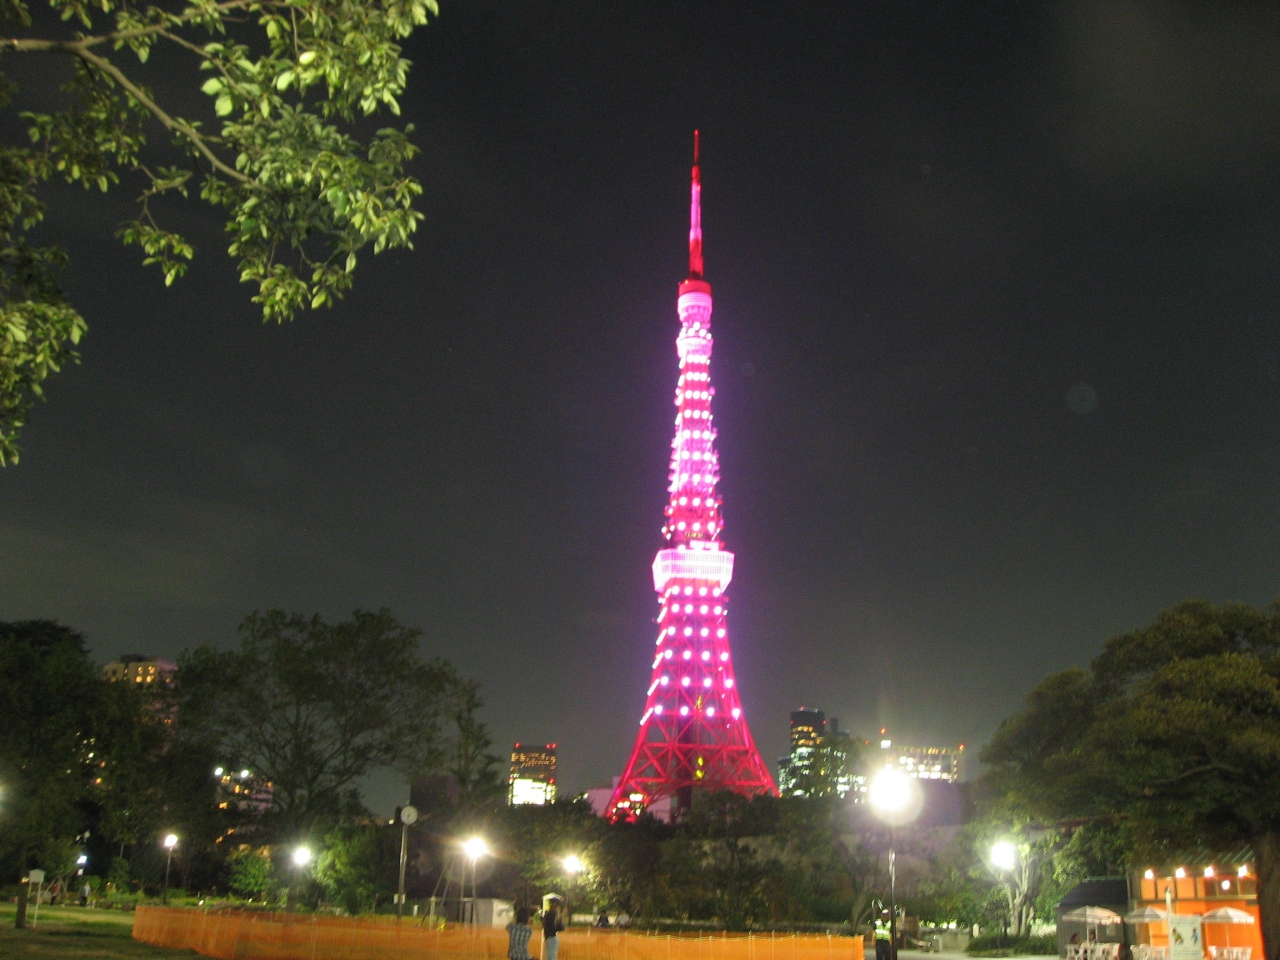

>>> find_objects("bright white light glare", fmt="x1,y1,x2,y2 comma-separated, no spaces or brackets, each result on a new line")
990,841,1017,872
163,834,178,849
563,855,584,874
1222,880,1231,891
1175,867,1187,879
463,837,488,861
293,846,312,867
240,769,251,779
214,766,224,776
868,768,920,825
1144,869,1156,880
1240,866,1250,878
76,855,88,865
1204,867,1215,878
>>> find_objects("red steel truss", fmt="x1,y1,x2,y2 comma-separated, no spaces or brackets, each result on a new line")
608,132,777,821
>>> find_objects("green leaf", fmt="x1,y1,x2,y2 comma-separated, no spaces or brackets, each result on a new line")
215,94,233,116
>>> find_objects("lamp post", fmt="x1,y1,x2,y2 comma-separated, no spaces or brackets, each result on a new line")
462,837,488,928
397,805,419,920
162,834,179,905
288,846,312,913
990,842,1017,948
868,768,921,960
563,855,584,920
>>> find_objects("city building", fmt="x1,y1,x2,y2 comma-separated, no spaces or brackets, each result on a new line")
876,729,965,781
213,766,273,815
1053,856,1261,958
607,133,776,821
509,743,557,806
103,654,176,686
778,709,859,798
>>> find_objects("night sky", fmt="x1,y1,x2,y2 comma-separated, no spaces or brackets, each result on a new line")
4,0,1280,812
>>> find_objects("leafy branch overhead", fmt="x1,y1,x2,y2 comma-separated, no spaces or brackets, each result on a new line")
0,0,435,463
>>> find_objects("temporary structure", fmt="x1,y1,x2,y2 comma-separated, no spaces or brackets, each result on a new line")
1202,907,1255,948
1065,907,1124,924
1127,908,1169,924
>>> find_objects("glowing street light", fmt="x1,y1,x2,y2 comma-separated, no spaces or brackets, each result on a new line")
460,837,489,928
868,769,922,960
293,846,312,868
563,855,585,875
990,841,1018,873
162,834,179,905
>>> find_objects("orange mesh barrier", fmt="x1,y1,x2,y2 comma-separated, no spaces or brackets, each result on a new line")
133,907,866,960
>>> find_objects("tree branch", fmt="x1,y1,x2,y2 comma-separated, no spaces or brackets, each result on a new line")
0,38,252,183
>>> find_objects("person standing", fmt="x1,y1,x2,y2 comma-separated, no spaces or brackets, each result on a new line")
508,906,534,960
875,910,892,960
543,898,565,960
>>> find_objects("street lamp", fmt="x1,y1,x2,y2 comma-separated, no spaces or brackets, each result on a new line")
462,837,488,927
562,855,585,921
285,845,312,913
162,834,179,905
868,768,921,960
990,841,1017,872
990,842,1019,947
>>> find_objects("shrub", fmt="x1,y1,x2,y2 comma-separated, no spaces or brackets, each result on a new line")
966,932,1058,956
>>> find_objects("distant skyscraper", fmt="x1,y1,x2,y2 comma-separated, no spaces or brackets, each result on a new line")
509,743,557,805
778,709,857,798
103,654,176,686
875,729,965,781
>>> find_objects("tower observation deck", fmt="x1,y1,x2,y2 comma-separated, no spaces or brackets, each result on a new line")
607,133,777,821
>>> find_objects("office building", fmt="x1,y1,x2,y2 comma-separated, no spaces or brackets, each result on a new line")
509,743,557,806
778,708,858,798
877,729,964,781
103,654,177,686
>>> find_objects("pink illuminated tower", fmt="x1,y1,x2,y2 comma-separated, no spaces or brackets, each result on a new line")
608,132,777,821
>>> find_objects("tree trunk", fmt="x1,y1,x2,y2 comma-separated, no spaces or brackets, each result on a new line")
14,849,29,929
1256,832,1280,960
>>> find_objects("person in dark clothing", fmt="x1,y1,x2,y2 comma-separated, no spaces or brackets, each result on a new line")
543,898,565,960
508,906,534,960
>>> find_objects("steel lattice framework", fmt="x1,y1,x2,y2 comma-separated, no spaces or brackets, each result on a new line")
608,133,777,821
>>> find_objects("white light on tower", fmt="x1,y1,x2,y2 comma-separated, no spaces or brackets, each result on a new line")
164,834,178,849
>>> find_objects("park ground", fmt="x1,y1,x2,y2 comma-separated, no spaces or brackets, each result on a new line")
0,903,198,960
0,906,988,960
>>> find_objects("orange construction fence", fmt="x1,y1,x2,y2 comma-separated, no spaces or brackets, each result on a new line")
133,907,867,960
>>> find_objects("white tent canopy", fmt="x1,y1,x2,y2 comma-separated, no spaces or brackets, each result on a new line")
1203,908,1255,925
1126,907,1168,924
1064,907,1124,924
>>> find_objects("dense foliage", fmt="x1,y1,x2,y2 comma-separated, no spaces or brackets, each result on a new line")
0,0,435,463
982,600,1280,960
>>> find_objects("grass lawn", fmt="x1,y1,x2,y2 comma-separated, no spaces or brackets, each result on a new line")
0,903,202,959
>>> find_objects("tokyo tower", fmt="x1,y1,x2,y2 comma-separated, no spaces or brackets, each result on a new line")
607,132,777,821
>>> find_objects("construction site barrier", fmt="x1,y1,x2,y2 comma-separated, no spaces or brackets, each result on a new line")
133,907,867,960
